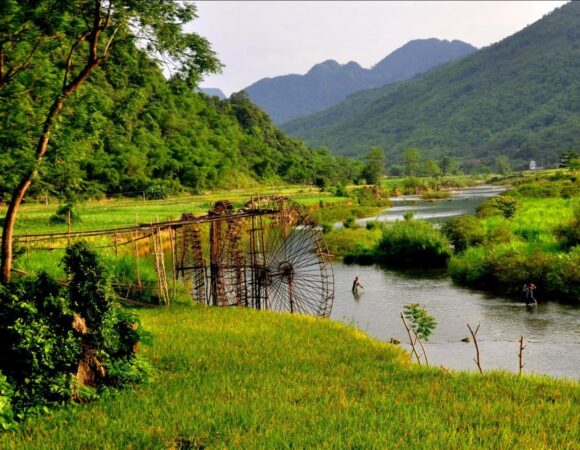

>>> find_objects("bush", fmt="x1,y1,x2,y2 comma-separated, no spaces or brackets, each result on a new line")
0,243,148,419
342,216,359,229
49,203,82,225
442,216,485,252
476,195,520,219
449,243,579,301
0,372,14,431
555,205,580,250
145,183,168,200
377,221,452,267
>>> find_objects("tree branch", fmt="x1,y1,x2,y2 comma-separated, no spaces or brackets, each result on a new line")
467,324,483,374
63,32,92,89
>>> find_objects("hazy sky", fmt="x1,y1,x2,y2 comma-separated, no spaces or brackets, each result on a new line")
192,1,568,95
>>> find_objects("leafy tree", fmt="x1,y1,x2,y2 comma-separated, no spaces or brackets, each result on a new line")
0,0,221,283
361,146,385,185
403,148,421,177
423,159,442,178
495,155,511,175
442,216,485,252
440,156,460,175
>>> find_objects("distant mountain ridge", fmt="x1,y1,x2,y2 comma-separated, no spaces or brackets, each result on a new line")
243,39,477,124
200,87,226,99
283,2,580,168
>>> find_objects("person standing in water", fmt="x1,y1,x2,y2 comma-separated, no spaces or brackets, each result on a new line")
526,282,538,306
352,276,363,293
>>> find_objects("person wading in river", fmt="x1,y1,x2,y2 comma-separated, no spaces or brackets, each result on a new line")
352,276,363,293
522,282,538,306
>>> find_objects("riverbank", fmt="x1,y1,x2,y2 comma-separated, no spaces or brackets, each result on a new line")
329,173,580,302
0,304,577,448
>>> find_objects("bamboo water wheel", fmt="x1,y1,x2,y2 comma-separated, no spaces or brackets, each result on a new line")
174,196,334,318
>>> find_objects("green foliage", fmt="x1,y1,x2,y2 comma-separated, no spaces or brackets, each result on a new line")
284,2,580,168
0,3,362,204
342,216,359,229
403,148,422,176
361,147,385,185
555,204,580,249
145,184,169,200
476,195,520,219
48,203,81,225
403,304,437,341
0,243,148,419
442,216,485,252
0,372,14,431
449,244,580,301
377,220,452,267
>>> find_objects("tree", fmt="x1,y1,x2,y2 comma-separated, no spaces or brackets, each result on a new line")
403,148,421,177
0,1,221,283
361,146,385,185
495,155,511,175
423,159,442,178
440,156,460,175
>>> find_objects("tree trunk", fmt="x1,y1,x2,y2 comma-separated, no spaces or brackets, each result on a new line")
1,59,100,284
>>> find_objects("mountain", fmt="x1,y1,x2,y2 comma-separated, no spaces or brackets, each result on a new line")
200,87,226,99
283,2,580,168
243,39,477,124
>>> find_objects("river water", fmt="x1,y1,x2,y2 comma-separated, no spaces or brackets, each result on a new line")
329,186,580,380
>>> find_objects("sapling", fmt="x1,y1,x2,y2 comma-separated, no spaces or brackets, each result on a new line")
401,303,437,365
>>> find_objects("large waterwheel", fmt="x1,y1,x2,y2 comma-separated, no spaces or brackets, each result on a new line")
175,196,334,318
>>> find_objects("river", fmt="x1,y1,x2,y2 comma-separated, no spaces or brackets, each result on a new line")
329,186,579,380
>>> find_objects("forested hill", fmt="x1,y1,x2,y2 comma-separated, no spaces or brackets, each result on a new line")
283,2,580,169
244,39,476,124
0,43,359,202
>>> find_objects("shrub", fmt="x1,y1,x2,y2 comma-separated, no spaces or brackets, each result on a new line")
450,243,579,301
476,195,520,219
145,183,168,200
0,243,148,419
555,204,580,250
421,191,451,200
365,220,383,231
377,221,452,267
0,372,14,431
403,304,437,341
49,203,82,225
442,216,485,252
342,216,359,229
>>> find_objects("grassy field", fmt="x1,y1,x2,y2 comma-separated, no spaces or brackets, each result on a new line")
0,304,578,449
3,186,348,236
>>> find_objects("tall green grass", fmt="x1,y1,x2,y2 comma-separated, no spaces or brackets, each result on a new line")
0,305,577,448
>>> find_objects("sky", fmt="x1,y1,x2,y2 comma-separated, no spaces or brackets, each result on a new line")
192,1,568,96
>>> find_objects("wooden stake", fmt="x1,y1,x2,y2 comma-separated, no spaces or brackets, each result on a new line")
467,324,483,374
518,336,526,376
67,210,71,246
169,227,177,297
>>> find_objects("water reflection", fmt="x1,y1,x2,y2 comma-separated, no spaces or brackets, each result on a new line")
354,185,508,226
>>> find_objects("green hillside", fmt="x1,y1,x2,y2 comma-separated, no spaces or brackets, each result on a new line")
283,2,580,169
0,41,358,203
